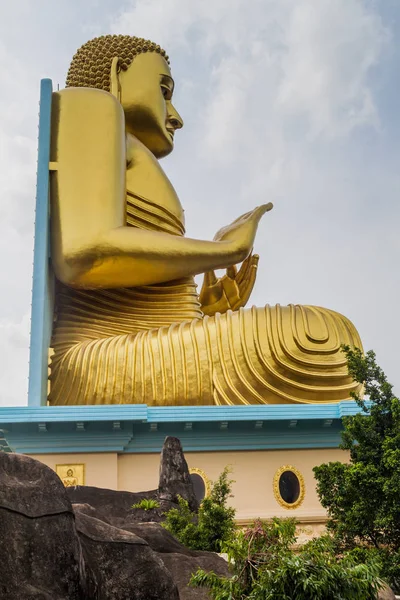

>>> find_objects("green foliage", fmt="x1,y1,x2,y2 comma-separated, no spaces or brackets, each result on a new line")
190,518,383,600
162,466,236,552
314,345,400,590
131,498,160,511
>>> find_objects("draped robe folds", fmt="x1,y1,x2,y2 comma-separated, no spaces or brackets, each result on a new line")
49,192,363,406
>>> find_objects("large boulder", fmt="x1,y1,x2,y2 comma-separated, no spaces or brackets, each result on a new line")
67,485,158,524
158,436,199,512
67,485,176,526
0,437,226,599
0,452,88,599
121,521,196,555
74,505,230,600
160,553,230,600
0,452,184,600
75,510,179,600
72,499,231,600
90,517,230,600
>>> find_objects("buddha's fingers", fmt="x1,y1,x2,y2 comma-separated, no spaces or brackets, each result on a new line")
232,204,271,226
231,210,253,225
214,212,251,240
257,202,273,217
226,265,238,279
221,276,240,309
203,270,218,287
236,255,259,308
200,270,223,308
261,202,273,214
236,253,257,285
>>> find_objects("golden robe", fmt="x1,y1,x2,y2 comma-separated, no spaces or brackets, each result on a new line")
49,192,362,406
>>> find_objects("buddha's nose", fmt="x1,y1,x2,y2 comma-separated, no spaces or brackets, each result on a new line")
169,117,183,130
168,106,183,130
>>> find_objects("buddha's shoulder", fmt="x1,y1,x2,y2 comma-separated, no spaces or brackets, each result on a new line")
51,88,125,165
52,88,124,127
54,86,122,106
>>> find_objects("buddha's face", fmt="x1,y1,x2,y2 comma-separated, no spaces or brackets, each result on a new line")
117,52,183,158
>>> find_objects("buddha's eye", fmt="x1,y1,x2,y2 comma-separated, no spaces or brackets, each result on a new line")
161,86,171,100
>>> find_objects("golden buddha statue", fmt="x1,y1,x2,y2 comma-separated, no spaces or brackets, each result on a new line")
61,469,78,488
48,34,362,406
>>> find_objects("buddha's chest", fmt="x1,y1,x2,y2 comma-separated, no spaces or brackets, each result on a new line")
125,134,184,227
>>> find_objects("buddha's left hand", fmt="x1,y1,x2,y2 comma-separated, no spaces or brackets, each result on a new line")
199,254,259,317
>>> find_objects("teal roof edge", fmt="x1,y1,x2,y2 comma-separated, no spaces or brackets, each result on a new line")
0,401,366,425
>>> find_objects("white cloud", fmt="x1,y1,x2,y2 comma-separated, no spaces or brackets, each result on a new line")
277,0,388,137
0,315,30,406
113,0,388,146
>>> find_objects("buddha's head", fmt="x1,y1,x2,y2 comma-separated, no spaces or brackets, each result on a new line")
66,469,74,477
66,35,183,158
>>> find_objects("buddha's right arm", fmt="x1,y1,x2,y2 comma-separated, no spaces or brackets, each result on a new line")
53,227,245,288
50,88,244,289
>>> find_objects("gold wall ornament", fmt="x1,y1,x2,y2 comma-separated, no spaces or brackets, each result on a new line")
56,463,85,487
273,465,305,510
47,34,364,407
189,468,211,500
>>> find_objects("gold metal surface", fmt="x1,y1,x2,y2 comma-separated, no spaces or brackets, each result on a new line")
48,34,363,406
273,465,305,510
189,468,211,498
56,463,85,487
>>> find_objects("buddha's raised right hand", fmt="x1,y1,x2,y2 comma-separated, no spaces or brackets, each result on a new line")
214,203,273,262
199,254,260,316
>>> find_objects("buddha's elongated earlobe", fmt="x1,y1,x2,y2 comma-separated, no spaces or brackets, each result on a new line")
110,56,121,101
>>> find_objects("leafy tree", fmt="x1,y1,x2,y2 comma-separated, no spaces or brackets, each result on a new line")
314,345,400,590
191,518,383,600
162,466,236,552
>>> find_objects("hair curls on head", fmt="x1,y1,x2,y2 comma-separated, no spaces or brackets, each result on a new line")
66,34,169,92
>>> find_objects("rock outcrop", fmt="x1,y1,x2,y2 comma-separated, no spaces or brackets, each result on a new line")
158,436,199,512
0,452,87,599
0,436,228,599
73,507,229,600
75,510,179,599
67,436,198,525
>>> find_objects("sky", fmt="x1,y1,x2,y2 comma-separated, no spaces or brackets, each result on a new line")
0,0,399,406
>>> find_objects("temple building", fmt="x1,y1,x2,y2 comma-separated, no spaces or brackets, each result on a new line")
1,401,356,538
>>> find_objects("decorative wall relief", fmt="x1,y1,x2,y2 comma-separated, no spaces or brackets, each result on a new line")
56,463,85,487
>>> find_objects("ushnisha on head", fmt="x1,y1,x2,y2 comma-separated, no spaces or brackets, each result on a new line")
66,34,183,158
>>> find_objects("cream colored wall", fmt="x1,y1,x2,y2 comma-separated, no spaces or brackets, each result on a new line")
30,452,119,490
117,448,350,521
30,448,349,523
118,453,160,492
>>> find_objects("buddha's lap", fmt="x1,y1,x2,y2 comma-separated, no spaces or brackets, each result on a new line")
49,304,362,405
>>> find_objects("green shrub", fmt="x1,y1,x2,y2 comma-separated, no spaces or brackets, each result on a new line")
162,466,236,552
191,518,384,600
314,346,400,591
132,498,160,511
346,546,400,595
